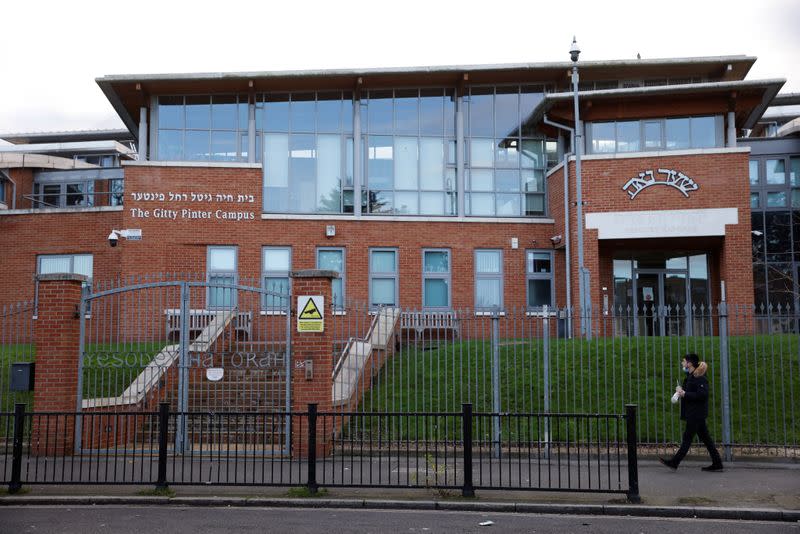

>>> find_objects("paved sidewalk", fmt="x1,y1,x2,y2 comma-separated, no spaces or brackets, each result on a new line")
3,459,798,521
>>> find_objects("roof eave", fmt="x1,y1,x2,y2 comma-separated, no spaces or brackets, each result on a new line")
96,79,138,139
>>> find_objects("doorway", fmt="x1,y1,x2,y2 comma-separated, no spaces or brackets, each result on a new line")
634,270,688,336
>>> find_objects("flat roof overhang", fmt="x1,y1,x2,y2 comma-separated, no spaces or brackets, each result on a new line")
96,55,757,138
532,78,785,135
0,129,134,145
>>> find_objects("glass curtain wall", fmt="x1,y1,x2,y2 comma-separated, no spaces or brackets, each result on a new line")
157,95,249,161
260,92,353,213
465,86,547,216
360,89,456,215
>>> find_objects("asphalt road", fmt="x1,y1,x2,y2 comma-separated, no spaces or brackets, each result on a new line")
0,506,797,534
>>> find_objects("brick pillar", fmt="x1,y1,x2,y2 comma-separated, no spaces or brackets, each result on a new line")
32,273,85,456
290,269,337,457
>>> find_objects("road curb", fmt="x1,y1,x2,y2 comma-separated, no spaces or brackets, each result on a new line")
1,495,798,522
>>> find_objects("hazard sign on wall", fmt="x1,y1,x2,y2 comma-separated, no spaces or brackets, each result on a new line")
297,296,324,332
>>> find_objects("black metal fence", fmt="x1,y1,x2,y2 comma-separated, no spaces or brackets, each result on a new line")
1,403,639,502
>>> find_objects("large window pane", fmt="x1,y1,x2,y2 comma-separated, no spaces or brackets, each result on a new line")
495,139,520,168
495,170,520,192
317,93,342,133
211,95,237,130
158,130,183,160
318,249,344,307
590,122,615,153
394,191,418,214
527,279,552,307
424,279,448,307
368,91,393,133
185,131,210,160
420,89,444,135
394,90,419,135
469,170,493,192
264,134,289,187
470,139,494,167
420,192,444,215
494,87,519,139
665,118,690,149
644,121,662,149
394,137,418,190
368,136,393,189
476,279,501,308
211,131,237,161
289,134,316,212
469,88,493,137
791,157,800,186
765,211,791,262
371,279,396,306
469,193,494,215
158,96,183,129
496,194,520,216
209,248,236,270
291,93,315,132
749,160,760,185
520,140,544,168
263,248,291,271
185,96,211,129
527,251,551,273
264,94,290,132
420,138,444,190
690,116,716,148
370,250,396,272
424,251,449,273
476,250,501,273
316,134,341,212
766,159,786,185
39,256,72,274
767,191,787,207
616,121,640,152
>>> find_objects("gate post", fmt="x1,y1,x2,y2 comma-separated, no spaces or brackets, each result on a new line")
32,273,85,456
717,301,733,462
289,269,338,458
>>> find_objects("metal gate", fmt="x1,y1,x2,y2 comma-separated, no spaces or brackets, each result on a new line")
75,278,291,453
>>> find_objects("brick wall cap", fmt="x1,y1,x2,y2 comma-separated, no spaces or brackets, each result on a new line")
35,273,88,283
290,269,340,279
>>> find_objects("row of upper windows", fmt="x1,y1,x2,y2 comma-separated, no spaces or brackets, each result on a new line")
585,116,724,154
206,246,555,312
749,156,800,210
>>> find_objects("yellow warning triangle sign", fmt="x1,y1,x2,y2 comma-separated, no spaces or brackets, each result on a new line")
299,298,323,319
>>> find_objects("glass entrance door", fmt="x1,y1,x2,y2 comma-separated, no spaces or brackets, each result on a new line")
635,271,688,336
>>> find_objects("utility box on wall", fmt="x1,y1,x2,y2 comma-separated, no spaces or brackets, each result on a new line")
10,362,35,391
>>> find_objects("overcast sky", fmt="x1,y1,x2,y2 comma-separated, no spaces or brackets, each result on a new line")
0,0,798,136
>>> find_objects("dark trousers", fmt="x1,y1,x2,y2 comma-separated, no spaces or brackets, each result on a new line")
673,418,723,465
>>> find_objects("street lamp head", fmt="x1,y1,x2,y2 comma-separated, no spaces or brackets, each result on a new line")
570,36,581,63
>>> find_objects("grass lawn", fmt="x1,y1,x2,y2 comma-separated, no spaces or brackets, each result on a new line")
1,342,165,413
354,335,800,446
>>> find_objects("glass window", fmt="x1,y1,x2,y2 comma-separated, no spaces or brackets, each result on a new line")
767,191,787,207
616,121,640,152
690,116,716,148
110,179,124,206
749,160,760,186
643,121,662,149
475,250,502,310
37,253,94,299
765,211,791,262
526,250,553,309
317,248,345,309
466,86,546,217
766,159,786,185
665,118,690,149
423,249,450,309
591,122,616,153
750,192,759,208
185,96,211,129
369,249,398,307
262,247,291,310
207,246,237,308
791,157,800,187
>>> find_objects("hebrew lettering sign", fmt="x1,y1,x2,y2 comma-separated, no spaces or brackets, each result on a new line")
622,169,698,199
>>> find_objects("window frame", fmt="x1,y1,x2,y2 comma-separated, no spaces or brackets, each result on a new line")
206,246,238,309
474,249,504,312
422,248,451,310
586,115,724,155
316,247,346,310
36,253,94,303
525,249,555,310
369,248,399,309
262,246,292,313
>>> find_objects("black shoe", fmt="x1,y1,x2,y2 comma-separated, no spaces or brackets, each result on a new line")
701,463,723,472
659,457,677,470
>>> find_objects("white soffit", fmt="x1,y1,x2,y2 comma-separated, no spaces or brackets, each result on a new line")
585,208,739,239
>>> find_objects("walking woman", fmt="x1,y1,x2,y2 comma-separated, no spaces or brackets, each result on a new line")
660,353,724,471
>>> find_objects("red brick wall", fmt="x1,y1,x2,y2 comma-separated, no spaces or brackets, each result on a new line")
547,150,753,323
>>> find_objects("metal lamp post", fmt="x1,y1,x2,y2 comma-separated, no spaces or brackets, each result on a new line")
571,37,591,338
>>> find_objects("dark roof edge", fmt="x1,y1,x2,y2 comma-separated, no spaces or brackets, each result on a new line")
0,129,134,144
96,80,139,140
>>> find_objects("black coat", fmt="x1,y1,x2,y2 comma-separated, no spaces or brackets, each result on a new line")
680,370,710,421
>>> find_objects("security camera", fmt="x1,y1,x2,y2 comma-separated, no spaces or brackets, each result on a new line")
108,230,119,247
751,230,763,237
550,235,563,245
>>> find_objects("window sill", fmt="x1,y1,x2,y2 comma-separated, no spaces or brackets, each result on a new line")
474,311,506,317
525,311,558,317
260,310,288,316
